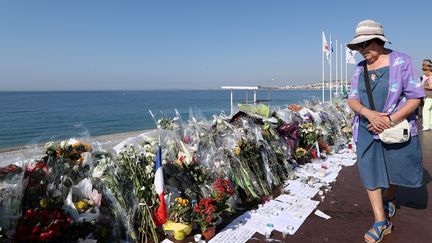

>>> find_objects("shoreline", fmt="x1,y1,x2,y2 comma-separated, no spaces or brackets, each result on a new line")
0,129,150,157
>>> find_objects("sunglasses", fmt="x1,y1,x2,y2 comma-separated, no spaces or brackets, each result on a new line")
422,68,431,72
355,40,373,50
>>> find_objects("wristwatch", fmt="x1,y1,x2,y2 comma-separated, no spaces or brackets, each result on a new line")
387,115,395,127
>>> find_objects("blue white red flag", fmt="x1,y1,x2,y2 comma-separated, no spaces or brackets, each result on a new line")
153,145,166,226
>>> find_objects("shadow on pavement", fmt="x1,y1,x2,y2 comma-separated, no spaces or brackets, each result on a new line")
396,168,431,209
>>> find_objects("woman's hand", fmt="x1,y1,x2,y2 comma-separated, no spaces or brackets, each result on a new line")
364,110,391,133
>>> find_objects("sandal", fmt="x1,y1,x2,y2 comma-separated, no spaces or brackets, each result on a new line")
364,219,393,243
383,199,396,218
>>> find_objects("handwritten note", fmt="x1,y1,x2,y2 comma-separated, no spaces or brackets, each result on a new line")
283,180,319,198
209,227,256,243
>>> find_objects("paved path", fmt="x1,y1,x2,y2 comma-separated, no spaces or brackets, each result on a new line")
248,131,432,243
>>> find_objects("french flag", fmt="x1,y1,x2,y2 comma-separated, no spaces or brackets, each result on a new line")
153,145,166,226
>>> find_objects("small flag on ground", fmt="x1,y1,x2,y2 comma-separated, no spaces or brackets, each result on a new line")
314,140,321,158
153,145,166,226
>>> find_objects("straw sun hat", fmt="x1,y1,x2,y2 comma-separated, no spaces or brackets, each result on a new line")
347,19,391,50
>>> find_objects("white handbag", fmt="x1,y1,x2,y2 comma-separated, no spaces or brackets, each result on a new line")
362,63,411,144
378,119,410,144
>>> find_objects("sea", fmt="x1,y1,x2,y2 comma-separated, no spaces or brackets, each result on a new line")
0,90,331,149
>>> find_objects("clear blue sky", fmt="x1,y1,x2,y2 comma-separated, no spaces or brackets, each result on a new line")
0,1,428,91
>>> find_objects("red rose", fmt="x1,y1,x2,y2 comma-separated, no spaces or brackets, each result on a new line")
32,225,41,234
40,230,56,240
25,208,34,218
205,214,212,223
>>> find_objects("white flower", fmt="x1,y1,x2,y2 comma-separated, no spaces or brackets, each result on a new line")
143,144,152,151
60,141,67,148
72,165,79,171
44,141,56,151
92,165,105,179
145,165,153,174
145,152,155,159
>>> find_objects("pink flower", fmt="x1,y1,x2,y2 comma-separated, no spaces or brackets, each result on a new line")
183,136,191,144
91,189,102,207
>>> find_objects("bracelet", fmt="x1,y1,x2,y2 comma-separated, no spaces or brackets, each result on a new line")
387,114,395,126
359,106,365,116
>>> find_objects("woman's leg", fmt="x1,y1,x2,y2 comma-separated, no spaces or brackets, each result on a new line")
428,98,432,129
422,98,432,130
364,188,387,242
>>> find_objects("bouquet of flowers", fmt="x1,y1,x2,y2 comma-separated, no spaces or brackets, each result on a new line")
236,138,271,197
299,123,320,148
212,178,235,213
0,158,26,239
294,147,310,164
157,117,176,130
63,178,101,222
168,197,193,223
184,162,211,190
341,126,353,139
164,197,193,240
193,178,235,241
43,139,93,196
193,197,219,231
15,208,72,241
149,110,183,136
277,121,300,151
116,144,159,242
287,104,302,112
91,149,138,241
0,164,23,179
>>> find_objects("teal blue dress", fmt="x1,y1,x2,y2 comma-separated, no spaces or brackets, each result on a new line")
357,66,423,190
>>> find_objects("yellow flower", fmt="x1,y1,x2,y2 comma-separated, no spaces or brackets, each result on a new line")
295,147,308,158
74,200,89,211
235,147,241,156
39,198,48,208
181,199,189,206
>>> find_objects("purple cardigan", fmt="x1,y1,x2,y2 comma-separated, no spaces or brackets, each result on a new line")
348,50,425,143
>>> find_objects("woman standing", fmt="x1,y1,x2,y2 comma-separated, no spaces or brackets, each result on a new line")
421,60,432,131
347,20,424,243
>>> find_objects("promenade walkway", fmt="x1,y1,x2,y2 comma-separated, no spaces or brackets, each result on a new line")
248,131,432,243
